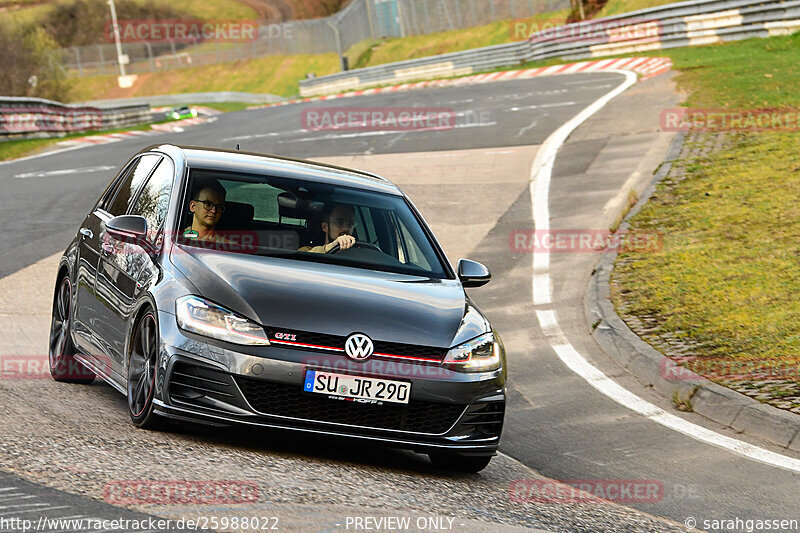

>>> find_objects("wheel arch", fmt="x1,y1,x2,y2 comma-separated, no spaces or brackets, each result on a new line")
125,295,159,372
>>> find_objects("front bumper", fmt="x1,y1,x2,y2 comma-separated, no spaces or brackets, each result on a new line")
155,311,505,454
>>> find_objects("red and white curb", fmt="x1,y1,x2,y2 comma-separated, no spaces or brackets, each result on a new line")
55,116,217,149
256,56,672,109
151,116,216,133
57,129,160,148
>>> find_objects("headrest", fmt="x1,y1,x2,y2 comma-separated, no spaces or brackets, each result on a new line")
278,192,324,220
223,201,254,223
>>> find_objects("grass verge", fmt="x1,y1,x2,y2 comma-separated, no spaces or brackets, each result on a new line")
68,53,340,101
0,120,167,162
611,31,800,412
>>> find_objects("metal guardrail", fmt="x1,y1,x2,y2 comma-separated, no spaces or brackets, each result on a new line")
299,0,800,96
0,97,151,140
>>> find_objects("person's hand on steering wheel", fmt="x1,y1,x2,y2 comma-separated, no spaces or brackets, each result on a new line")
324,234,355,253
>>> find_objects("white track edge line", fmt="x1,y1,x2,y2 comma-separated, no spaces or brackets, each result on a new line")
529,70,800,473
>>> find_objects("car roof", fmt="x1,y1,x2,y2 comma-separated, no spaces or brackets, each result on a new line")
144,144,403,196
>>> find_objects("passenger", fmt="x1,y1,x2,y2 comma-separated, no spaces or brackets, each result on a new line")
185,183,231,244
299,203,356,253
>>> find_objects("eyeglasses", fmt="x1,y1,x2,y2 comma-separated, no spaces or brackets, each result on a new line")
195,199,226,213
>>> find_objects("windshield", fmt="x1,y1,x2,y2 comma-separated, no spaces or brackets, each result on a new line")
176,168,450,279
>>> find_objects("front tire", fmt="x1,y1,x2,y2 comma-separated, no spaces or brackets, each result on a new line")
428,452,493,473
127,311,164,429
49,276,95,384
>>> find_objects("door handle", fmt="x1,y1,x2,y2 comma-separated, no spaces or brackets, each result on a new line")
79,228,93,239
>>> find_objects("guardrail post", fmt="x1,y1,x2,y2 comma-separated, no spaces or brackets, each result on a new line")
73,47,83,77
365,0,377,39
398,0,408,37
423,0,432,32
145,42,155,72
441,0,455,30
408,0,420,35
96,45,106,75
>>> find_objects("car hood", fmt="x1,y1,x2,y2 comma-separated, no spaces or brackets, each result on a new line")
170,246,484,348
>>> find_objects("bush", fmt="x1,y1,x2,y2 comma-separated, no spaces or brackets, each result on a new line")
566,0,609,23
0,20,72,100
41,0,182,47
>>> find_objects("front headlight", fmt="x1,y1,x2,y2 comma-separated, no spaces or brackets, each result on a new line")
176,296,270,346
443,332,500,372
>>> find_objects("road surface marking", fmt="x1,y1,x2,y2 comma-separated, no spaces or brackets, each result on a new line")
529,69,800,473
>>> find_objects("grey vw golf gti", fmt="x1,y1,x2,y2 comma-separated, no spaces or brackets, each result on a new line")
49,145,506,472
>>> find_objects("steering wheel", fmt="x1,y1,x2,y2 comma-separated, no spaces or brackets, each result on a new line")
326,241,383,254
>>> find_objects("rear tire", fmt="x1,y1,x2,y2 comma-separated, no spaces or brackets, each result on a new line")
49,276,95,384
127,311,165,430
428,452,493,473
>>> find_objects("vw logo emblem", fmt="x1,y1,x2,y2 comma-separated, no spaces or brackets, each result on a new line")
345,333,374,361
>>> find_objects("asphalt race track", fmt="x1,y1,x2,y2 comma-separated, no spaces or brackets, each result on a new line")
0,71,798,532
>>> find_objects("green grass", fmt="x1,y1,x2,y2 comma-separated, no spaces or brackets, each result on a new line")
596,0,678,17
347,11,570,67
0,121,162,161
67,53,339,101
0,136,67,162
610,32,800,404
654,33,800,109
192,101,253,112
613,132,800,363
159,0,257,20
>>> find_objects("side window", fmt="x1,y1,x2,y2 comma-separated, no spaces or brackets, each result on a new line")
106,154,160,216
356,206,375,244
131,158,174,243
397,217,432,271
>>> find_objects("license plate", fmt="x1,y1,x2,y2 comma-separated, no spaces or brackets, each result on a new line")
303,370,410,405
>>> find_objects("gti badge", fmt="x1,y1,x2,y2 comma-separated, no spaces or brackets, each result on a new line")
345,333,374,361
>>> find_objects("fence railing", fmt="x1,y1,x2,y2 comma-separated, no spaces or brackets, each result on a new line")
56,0,570,76
0,97,151,139
298,0,800,96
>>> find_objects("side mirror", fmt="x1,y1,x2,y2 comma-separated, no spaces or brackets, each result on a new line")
457,259,491,288
106,215,148,245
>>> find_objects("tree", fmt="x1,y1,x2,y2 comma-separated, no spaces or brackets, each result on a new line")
0,21,71,100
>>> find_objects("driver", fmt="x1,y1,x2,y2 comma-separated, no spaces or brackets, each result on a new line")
184,182,232,244
299,204,356,253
